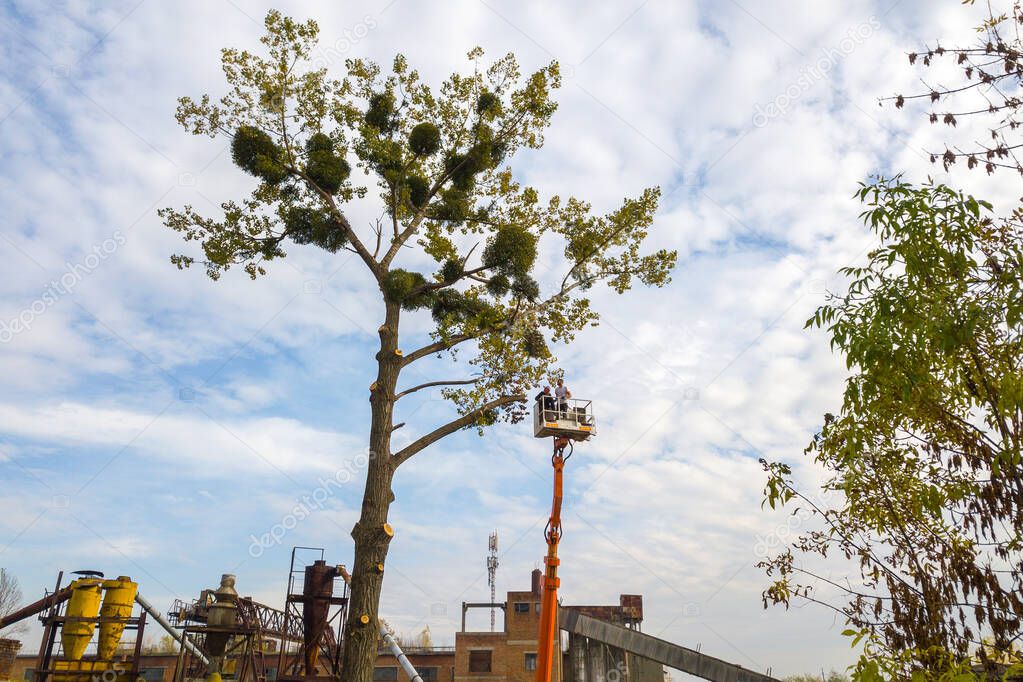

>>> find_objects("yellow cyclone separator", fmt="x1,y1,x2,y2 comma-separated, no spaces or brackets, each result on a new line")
61,579,103,661
98,577,137,659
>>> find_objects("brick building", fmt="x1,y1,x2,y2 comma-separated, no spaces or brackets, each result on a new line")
373,569,660,682
452,580,550,682
371,647,456,682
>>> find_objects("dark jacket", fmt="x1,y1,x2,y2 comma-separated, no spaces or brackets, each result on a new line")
535,391,556,412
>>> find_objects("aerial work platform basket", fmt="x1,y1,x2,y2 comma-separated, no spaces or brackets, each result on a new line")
533,398,596,441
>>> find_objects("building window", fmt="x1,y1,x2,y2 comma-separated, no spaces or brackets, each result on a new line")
514,602,530,614
139,668,166,682
525,654,537,672
535,603,541,613
373,667,399,682
265,668,277,681
468,650,492,673
23,670,34,682
419,667,438,682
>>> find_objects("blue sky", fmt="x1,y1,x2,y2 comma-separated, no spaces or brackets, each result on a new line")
1,0,1019,676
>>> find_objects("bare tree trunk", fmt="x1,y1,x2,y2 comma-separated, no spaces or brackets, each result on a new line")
336,301,524,682
340,301,401,682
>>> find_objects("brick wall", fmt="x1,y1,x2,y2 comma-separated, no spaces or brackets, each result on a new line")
10,654,180,682
373,649,456,682
453,587,558,682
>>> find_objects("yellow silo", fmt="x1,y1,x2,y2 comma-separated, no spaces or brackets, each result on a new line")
61,579,102,661
97,577,137,659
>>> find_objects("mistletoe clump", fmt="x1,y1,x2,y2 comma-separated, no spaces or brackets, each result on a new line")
304,133,350,194
408,122,442,157
284,207,348,253
365,92,396,132
231,125,288,184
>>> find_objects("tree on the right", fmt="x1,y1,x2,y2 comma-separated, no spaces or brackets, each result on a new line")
886,0,1023,174
760,179,1023,679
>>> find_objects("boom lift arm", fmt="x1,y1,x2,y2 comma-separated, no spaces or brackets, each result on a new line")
535,437,571,682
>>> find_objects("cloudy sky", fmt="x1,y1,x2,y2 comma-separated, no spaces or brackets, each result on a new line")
1,0,1019,677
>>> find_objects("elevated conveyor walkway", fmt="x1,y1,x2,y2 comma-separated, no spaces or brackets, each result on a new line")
559,608,779,682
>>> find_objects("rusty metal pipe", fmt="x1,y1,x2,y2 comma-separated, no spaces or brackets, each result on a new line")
134,593,210,665
0,587,73,630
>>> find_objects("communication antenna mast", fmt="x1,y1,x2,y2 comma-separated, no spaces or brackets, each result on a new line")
487,531,499,631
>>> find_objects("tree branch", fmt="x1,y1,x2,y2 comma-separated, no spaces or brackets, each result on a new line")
401,332,477,367
394,378,479,400
391,393,525,467
292,167,381,279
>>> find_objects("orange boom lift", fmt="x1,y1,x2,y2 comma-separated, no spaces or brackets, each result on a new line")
530,396,596,682
535,436,568,682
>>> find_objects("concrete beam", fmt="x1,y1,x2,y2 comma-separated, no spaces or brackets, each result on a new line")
559,608,778,682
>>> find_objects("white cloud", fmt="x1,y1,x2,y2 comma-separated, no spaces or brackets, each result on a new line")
0,401,364,474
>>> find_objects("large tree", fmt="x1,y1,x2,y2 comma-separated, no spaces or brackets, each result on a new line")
160,12,675,682
760,179,1023,679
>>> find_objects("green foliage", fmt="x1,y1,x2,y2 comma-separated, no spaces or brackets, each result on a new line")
440,258,463,282
305,148,350,194
760,178,1023,676
483,225,537,278
553,188,673,293
523,328,550,359
366,138,404,184
844,629,983,682
365,92,396,131
510,275,539,301
408,122,441,156
305,132,333,153
433,188,471,223
231,125,288,184
485,274,510,297
476,91,500,116
382,269,430,310
444,152,484,191
284,207,348,252
443,127,504,192
405,174,431,208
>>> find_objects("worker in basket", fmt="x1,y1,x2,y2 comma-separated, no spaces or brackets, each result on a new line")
554,378,571,417
535,386,556,418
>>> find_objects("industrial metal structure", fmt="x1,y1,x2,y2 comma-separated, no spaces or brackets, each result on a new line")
167,549,349,682
276,548,348,682
0,550,782,682
560,609,778,682
0,571,148,682
487,532,499,632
